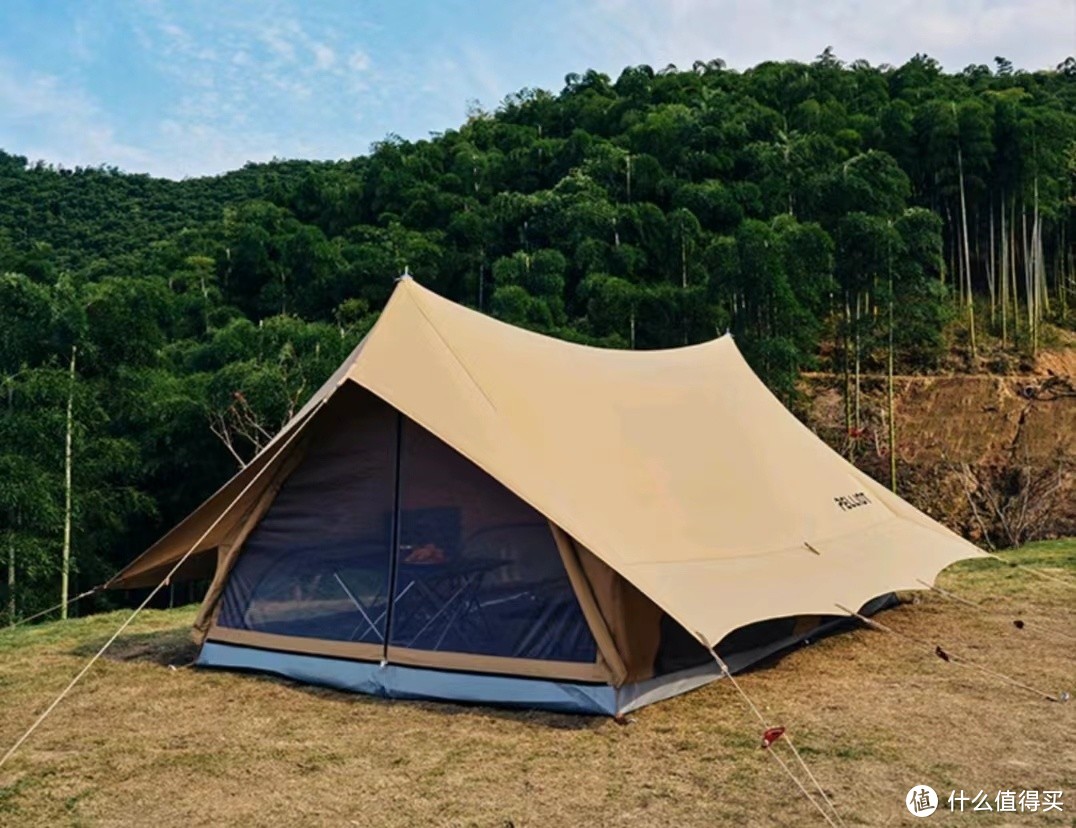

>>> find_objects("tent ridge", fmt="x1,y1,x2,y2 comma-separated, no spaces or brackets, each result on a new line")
403,281,499,412
411,278,735,360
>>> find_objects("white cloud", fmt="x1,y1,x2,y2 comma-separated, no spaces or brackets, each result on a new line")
567,0,1074,73
0,60,158,173
259,22,299,64
4,0,1071,180
313,42,336,70
348,49,371,72
457,42,507,105
156,119,282,178
70,17,97,63
159,22,189,46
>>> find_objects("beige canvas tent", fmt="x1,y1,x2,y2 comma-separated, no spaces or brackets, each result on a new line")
109,276,984,714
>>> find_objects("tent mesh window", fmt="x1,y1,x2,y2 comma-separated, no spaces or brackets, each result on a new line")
388,418,596,663
216,388,398,644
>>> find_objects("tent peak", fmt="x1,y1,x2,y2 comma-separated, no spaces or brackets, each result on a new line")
396,277,738,361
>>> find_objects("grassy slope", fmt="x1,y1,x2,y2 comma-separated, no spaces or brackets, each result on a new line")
0,541,1073,827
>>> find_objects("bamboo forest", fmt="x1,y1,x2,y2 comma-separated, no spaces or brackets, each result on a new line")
2,51,1075,623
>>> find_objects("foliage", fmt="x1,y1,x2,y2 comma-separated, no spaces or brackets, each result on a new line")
1,52,1075,618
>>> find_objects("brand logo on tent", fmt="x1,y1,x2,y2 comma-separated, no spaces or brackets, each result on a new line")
906,785,939,817
834,492,872,512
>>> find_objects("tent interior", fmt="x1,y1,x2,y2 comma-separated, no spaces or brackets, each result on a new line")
175,383,879,715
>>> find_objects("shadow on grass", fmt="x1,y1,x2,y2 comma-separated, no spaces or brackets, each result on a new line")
72,626,198,668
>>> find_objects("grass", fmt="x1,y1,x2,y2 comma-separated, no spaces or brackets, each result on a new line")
0,540,1073,827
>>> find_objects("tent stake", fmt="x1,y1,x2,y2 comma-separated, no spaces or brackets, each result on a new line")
914,578,1076,644
699,635,847,828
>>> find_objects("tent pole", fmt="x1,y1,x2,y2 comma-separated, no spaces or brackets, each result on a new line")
548,524,626,686
381,412,404,663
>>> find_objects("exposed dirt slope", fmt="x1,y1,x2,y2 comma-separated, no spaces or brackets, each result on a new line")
801,348,1076,544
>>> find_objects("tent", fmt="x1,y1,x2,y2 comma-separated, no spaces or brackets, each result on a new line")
108,276,984,715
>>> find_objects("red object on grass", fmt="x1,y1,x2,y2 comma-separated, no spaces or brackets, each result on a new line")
761,726,786,749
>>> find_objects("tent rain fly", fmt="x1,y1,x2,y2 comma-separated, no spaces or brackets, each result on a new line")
108,276,984,715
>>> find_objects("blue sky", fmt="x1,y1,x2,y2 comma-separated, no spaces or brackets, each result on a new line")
0,0,1072,179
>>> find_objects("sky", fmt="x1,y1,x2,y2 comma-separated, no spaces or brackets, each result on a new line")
0,0,1072,180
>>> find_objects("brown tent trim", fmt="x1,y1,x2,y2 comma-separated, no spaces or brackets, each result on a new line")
549,523,628,686
202,619,609,684
574,544,662,684
206,626,384,662
202,633,606,683
192,439,311,644
385,645,607,683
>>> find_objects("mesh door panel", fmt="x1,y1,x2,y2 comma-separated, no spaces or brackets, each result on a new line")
387,418,596,663
217,388,397,645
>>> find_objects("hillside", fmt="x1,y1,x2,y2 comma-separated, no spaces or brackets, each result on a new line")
1,54,1075,624
803,340,1076,543
0,539,1072,826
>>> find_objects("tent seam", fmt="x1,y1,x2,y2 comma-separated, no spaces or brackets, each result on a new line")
404,282,498,411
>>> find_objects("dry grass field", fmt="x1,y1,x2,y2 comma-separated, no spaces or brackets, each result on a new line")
1,540,1073,827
